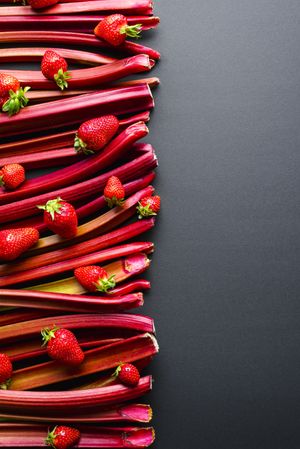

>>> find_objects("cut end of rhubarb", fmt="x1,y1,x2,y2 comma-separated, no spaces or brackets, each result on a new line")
120,404,153,423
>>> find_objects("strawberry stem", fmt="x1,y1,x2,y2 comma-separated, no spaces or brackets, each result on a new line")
95,274,116,293
137,202,157,219
53,68,71,91
120,23,142,39
105,196,125,208
74,135,95,155
45,426,57,448
1,86,30,116
37,197,63,221
0,379,11,391
41,326,58,347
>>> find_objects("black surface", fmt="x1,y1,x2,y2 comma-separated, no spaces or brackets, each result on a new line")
1,1,300,448
144,1,300,448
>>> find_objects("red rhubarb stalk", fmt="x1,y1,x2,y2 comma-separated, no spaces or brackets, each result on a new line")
0,15,160,33
0,403,152,423
0,309,57,327
0,122,148,205
0,146,157,224
0,313,154,344
0,290,144,313
0,424,155,447
0,242,153,287
29,252,151,294
9,333,158,390
108,279,151,296
0,47,116,65
0,0,153,16
0,84,154,138
7,54,154,90
0,32,161,60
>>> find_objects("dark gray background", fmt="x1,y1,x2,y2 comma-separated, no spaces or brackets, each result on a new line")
1,1,300,448
143,1,300,448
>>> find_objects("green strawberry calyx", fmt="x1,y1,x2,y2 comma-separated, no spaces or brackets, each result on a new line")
0,172,5,188
2,86,31,116
113,363,123,378
45,426,58,448
105,196,125,209
137,202,157,219
0,378,11,390
74,135,95,155
120,23,142,39
95,274,116,293
54,68,71,91
41,327,59,347
37,197,64,221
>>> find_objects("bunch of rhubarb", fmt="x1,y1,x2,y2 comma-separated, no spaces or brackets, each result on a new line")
0,1,161,447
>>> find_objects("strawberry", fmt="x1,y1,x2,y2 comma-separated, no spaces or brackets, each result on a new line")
104,176,125,208
37,197,78,239
114,363,140,387
28,0,59,11
41,50,70,91
46,426,80,449
0,73,30,116
0,228,39,261
74,115,119,154
74,265,116,293
0,163,25,190
41,327,84,366
94,14,142,47
0,353,13,390
137,195,161,219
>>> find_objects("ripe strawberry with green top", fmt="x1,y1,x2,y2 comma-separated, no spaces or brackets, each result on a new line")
29,0,59,9
0,73,30,116
41,50,70,91
46,426,80,449
0,353,13,390
137,195,161,218
0,163,25,190
94,14,142,47
42,327,84,366
74,115,119,154
114,363,140,387
74,265,116,293
37,197,78,239
0,228,39,261
104,176,125,208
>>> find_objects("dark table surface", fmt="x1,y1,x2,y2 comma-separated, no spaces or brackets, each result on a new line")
1,1,300,448
145,1,300,448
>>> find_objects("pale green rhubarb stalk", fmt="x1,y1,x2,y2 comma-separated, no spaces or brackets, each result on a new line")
0,242,153,287
27,253,151,294
0,313,154,344
0,403,152,423
8,333,158,390
0,424,155,448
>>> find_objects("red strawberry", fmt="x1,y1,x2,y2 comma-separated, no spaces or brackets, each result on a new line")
0,228,39,261
94,14,142,47
104,176,125,208
37,197,78,239
41,50,70,91
0,353,13,390
42,327,84,366
0,73,30,116
74,265,116,293
28,0,59,11
46,426,80,449
74,115,119,154
0,163,25,190
137,195,161,219
114,363,140,387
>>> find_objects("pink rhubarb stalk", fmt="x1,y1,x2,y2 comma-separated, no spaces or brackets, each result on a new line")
0,290,144,313
0,15,160,33
9,333,158,390
0,146,157,224
0,121,149,205
0,32,160,60
0,403,152,423
7,54,154,89
0,242,153,287
0,84,154,138
0,0,153,16
0,424,155,447
29,252,151,294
